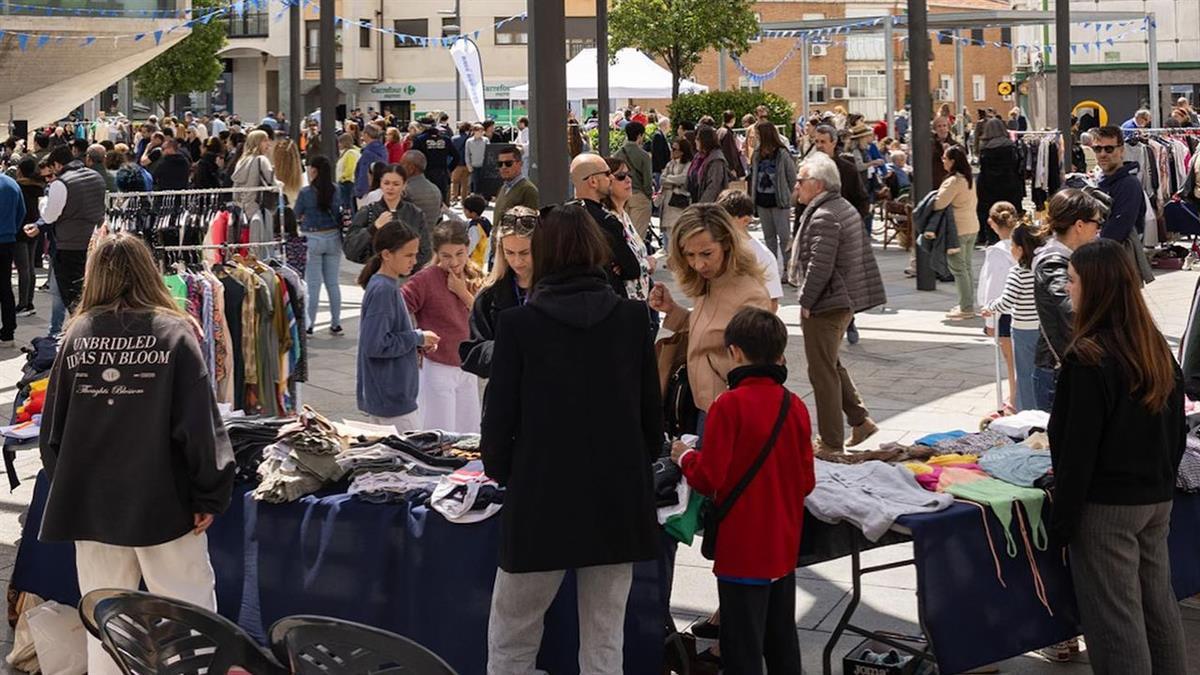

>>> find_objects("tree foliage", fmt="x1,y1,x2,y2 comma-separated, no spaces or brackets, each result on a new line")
669,91,794,128
608,0,760,101
133,0,228,114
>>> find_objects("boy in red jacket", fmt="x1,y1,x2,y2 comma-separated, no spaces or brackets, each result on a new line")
671,307,815,674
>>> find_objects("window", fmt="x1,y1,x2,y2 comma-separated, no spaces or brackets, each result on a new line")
394,18,428,48
228,9,269,37
1001,27,1012,46
973,75,986,101
970,29,984,46
495,15,527,45
846,35,885,61
305,20,343,69
937,31,954,45
442,17,459,37
566,38,595,60
750,13,762,43
808,75,828,104
738,76,762,93
847,69,886,99
360,18,371,48
939,74,954,100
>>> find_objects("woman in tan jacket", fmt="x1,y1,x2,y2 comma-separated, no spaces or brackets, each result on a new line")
648,203,771,439
934,145,980,320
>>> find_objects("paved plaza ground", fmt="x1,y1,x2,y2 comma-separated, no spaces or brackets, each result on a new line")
0,224,1194,672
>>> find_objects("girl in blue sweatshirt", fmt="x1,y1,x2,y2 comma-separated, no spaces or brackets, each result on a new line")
356,222,440,431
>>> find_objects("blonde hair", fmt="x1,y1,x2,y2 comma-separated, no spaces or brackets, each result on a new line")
386,127,402,144
484,206,537,289
668,203,764,298
237,129,271,170
73,234,190,324
272,139,303,202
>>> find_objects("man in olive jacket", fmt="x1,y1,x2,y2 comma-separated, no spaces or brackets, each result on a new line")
789,153,885,453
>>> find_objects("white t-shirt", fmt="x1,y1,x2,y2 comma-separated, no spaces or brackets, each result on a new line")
749,237,784,300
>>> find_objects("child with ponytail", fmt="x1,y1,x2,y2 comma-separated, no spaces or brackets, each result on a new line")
357,223,440,431
976,201,1020,412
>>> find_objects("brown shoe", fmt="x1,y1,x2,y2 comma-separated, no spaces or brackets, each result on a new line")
848,419,879,447
813,438,844,456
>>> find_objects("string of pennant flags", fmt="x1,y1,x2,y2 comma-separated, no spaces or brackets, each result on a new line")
737,16,1154,84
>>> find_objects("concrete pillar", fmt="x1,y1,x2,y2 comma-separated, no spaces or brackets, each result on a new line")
800,35,810,120
884,18,895,134
1148,14,1160,127
528,0,568,202
1055,0,1072,161
909,0,935,291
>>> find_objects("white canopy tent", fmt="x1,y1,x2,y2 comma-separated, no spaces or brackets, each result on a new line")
507,48,708,100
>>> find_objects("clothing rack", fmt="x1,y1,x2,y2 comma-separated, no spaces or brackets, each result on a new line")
157,241,284,253
1009,130,1061,136
104,185,284,203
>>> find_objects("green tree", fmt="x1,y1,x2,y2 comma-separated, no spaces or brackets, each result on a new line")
608,0,760,101
133,0,228,114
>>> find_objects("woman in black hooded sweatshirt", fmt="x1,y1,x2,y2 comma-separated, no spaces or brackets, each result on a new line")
481,202,661,673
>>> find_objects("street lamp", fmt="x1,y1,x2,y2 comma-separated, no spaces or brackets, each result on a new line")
438,1,462,122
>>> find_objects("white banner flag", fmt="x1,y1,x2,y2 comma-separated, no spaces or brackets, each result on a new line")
450,38,486,121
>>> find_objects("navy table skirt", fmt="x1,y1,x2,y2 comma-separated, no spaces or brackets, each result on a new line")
12,472,673,675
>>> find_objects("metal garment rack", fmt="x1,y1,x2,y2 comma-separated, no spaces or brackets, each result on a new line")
104,185,285,203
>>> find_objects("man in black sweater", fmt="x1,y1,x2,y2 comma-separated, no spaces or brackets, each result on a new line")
569,153,640,299
152,138,192,191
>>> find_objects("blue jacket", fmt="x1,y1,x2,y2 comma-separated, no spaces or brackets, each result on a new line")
0,174,26,244
1098,161,1146,242
451,132,469,170
293,184,342,232
355,140,388,198
357,273,423,417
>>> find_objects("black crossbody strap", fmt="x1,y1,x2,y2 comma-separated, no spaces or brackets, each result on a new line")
713,390,791,522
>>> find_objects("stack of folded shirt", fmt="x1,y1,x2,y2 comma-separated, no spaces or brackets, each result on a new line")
225,417,290,482
252,408,352,503
349,464,449,504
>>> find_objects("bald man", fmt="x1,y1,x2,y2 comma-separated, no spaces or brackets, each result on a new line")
570,153,640,299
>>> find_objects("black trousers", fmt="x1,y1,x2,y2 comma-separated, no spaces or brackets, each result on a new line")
0,244,15,341
717,572,802,675
54,249,88,315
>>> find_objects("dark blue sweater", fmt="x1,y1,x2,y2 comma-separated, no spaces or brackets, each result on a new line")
357,273,423,418
1098,162,1146,243
0,174,25,245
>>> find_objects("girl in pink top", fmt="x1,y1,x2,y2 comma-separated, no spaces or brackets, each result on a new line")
402,221,484,433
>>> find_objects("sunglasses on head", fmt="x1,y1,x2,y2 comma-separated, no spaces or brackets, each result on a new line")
497,159,517,168
499,212,539,237
1093,144,1121,154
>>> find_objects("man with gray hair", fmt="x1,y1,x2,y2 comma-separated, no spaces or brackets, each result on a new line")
84,144,115,192
355,123,388,199
400,149,443,268
789,153,885,453
1121,108,1152,139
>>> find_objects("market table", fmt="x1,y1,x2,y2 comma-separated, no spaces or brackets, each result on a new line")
11,472,673,675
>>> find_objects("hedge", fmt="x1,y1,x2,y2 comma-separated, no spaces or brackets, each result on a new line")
668,91,795,128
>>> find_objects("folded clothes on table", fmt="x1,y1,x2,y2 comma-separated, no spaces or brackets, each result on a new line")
986,409,1051,440
930,429,1012,456
808,460,955,541
252,438,350,504
349,466,446,504
225,416,290,482
365,432,480,469
430,461,504,523
1178,437,1200,492
979,444,1053,487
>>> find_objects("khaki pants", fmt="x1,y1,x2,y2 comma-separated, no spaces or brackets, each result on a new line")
627,192,653,239
801,308,870,449
450,165,471,203
76,532,218,675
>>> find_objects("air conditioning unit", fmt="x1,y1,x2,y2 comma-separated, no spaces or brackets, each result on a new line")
1015,47,1032,67
935,88,952,101
831,86,848,100
811,44,828,57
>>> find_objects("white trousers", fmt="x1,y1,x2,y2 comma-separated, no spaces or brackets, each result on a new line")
419,360,481,433
370,410,423,433
75,532,218,675
488,563,633,675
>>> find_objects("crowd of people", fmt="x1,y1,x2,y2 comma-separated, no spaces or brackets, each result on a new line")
7,93,1194,675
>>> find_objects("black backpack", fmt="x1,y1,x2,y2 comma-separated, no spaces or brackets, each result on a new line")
663,363,700,439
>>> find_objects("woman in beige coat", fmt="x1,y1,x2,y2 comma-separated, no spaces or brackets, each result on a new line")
934,145,980,320
657,137,694,246
648,203,770,439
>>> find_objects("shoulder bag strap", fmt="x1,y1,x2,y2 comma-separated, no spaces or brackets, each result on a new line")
712,389,791,523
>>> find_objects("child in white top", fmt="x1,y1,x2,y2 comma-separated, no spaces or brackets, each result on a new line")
717,189,783,313
976,202,1019,412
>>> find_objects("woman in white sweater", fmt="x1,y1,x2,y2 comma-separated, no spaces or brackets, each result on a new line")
934,145,979,320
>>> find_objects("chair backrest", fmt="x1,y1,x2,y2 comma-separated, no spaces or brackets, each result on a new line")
83,589,286,675
269,615,457,675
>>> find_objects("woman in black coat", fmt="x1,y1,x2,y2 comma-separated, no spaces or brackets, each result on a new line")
481,202,661,673
458,206,534,379
192,137,230,190
976,118,1026,245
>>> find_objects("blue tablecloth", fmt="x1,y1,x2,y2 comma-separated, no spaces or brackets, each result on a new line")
898,491,1200,675
11,472,671,675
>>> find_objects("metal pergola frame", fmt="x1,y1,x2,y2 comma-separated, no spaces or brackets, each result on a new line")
761,9,1156,134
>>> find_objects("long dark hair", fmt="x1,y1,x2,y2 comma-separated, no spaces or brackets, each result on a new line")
696,125,719,155
1068,238,1175,411
673,137,695,163
943,145,973,188
357,222,419,288
756,120,783,159
307,155,336,212
531,203,610,286
1010,222,1044,269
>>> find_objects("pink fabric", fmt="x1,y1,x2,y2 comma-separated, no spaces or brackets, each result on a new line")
914,465,987,492
400,265,470,367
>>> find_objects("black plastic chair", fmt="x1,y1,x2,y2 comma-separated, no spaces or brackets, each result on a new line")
79,589,287,675
269,615,457,675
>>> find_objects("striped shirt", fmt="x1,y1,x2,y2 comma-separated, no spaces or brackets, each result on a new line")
987,265,1039,329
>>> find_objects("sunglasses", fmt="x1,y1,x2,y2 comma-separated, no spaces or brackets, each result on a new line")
585,170,612,180
499,212,539,237
1093,144,1121,154
612,172,630,181
497,159,517,168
